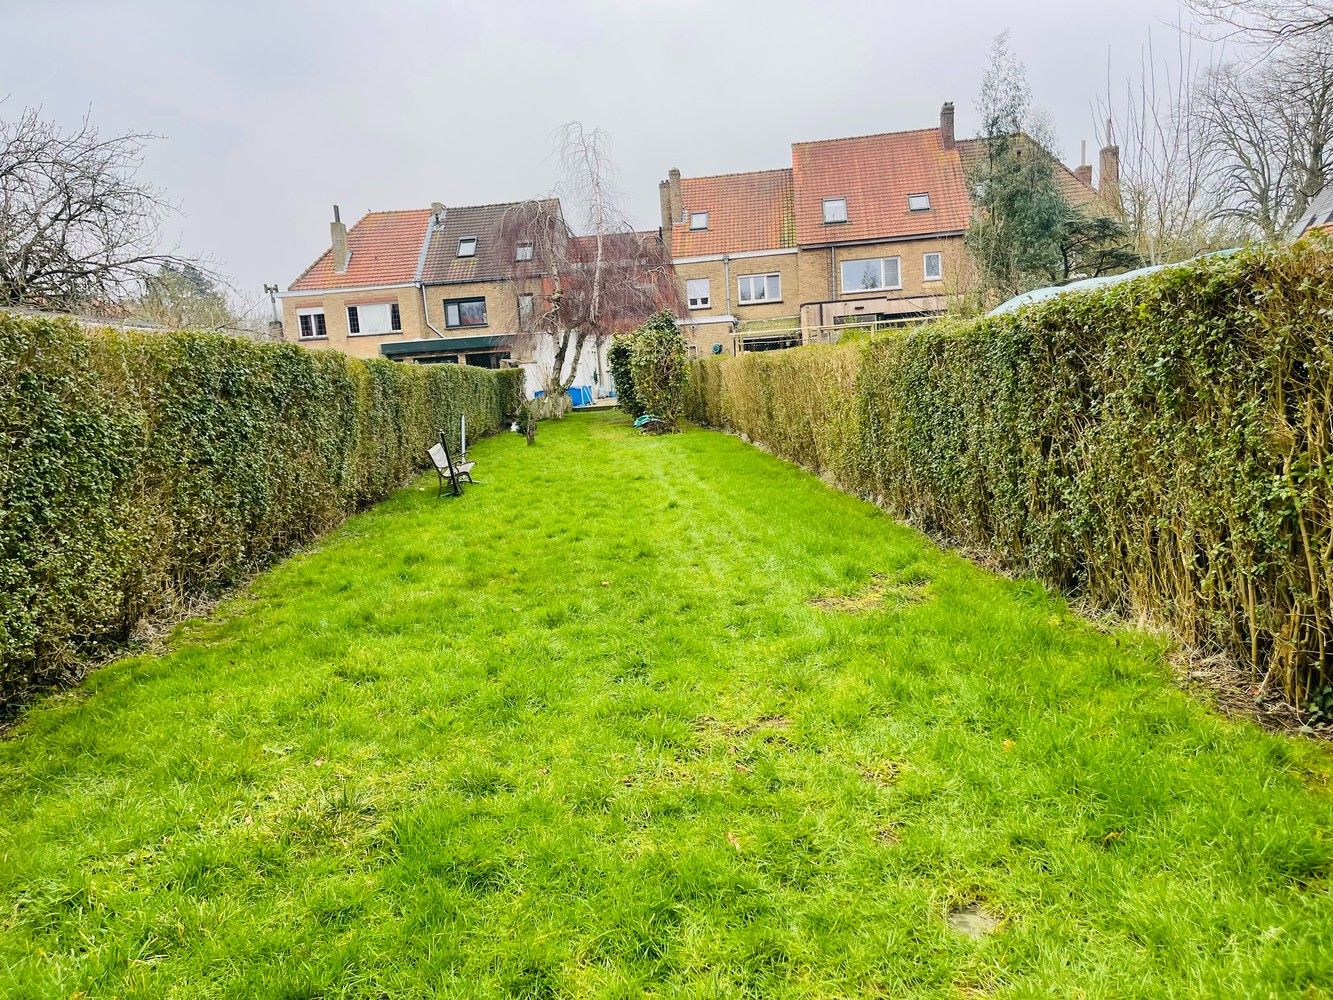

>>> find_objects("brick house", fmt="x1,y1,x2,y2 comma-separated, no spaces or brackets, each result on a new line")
281,200,674,396
281,200,559,368
661,103,1120,355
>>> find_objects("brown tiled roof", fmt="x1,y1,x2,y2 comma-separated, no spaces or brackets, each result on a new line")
670,169,794,257
421,199,561,285
955,136,1114,215
792,128,970,246
289,209,432,291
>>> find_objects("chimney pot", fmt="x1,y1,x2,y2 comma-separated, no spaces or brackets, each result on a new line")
940,101,956,150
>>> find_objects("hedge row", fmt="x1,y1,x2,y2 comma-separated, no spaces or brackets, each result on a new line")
0,314,524,711
687,241,1333,705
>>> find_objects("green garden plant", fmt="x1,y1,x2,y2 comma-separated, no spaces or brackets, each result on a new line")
0,314,520,713
687,240,1333,705
627,311,689,432
607,334,643,418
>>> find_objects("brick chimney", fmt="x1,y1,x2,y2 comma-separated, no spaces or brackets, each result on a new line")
430,201,445,222
330,205,349,274
659,180,673,231
1098,122,1121,210
940,101,955,150
668,168,683,226
1074,141,1093,187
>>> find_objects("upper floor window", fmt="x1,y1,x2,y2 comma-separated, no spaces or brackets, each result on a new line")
924,252,943,281
840,256,901,293
738,272,781,304
689,212,709,231
518,293,535,331
515,241,533,262
907,193,931,212
458,237,477,257
346,302,401,336
296,308,326,340
823,198,848,224
444,296,487,328
686,277,711,309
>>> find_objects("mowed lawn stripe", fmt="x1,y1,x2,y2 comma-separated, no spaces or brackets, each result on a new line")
1,410,1330,998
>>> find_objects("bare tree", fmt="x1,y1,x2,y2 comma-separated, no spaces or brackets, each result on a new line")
1187,0,1333,48
1096,29,1241,264
1198,40,1333,238
0,105,201,308
500,124,679,413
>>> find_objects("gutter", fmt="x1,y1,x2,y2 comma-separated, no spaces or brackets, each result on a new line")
416,207,446,339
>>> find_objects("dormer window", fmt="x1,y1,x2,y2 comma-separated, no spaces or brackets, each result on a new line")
515,241,533,262
689,212,709,231
823,197,848,224
907,193,931,212
458,237,477,257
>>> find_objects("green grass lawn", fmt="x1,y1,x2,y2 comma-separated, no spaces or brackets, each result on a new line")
2,411,1330,998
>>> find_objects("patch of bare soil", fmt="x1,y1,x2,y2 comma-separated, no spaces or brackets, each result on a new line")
1171,649,1333,741
809,572,929,613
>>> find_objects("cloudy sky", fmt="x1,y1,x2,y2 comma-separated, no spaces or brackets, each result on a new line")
4,0,1188,308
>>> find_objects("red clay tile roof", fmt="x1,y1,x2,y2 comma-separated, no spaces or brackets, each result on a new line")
792,128,970,246
289,209,432,291
670,169,794,257
955,136,1114,215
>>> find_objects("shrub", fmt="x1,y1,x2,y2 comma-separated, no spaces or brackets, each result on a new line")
627,312,689,431
607,335,643,417
0,315,512,713
686,241,1333,705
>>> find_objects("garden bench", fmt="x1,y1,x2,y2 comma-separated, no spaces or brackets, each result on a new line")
427,435,475,497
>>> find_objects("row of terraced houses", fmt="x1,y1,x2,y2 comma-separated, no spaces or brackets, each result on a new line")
279,103,1120,391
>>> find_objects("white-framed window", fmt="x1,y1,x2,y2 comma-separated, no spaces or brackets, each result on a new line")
458,237,477,257
689,211,709,231
296,307,327,339
738,272,781,304
823,197,848,224
907,193,931,212
686,277,711,309
840,256,901,293
924,252,943,281
515,241,533,262
518,293,535,331
346,302,401,336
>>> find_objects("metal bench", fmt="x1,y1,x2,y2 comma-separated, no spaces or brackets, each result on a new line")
427,434,475,497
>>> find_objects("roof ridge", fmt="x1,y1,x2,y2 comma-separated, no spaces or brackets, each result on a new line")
437,197,561,212
680,166,792,182
793,126,940,148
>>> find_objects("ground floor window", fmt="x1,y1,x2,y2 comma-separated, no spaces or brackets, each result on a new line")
445,297,488,328
297,308,327,339
464,351,511,369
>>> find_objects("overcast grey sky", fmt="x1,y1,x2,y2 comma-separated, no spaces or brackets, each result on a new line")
3,0,1186,305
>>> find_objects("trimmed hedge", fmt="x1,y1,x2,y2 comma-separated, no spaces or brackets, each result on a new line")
0,314,523,711
687,241,1333,704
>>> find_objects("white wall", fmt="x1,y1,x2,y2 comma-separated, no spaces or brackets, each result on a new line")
519,333,613,401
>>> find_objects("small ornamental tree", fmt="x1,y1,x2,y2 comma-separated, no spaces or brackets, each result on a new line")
627,311,688,432
607,334,644,417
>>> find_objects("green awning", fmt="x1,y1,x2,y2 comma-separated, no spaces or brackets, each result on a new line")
380,336,508,357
